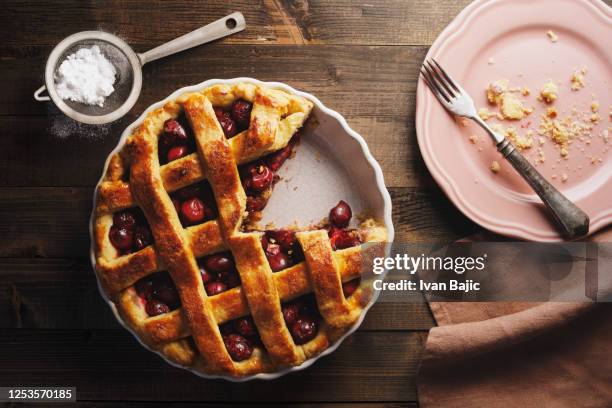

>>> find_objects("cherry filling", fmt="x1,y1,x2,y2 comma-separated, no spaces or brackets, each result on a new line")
213,99,253,138
135,272,181,317
342,278,360,298
282,295,321,345
261,230,304,272
158,117,196,165
198,252,241,296
170,182,218,227
109,208,154,255
219,316,261,361
240,136,299,214
327,201,362,251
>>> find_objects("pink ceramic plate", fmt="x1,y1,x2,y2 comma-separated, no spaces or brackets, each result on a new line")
416,0,612,241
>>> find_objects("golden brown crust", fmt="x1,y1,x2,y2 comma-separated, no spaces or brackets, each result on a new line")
93,82,387,378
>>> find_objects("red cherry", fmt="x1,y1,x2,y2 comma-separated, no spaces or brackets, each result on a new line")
153,282,180,308
342,279,360,297
230,99,253,129
205,254,234,274
233,317,257,338
246,195,267,212
109,226,134,250
163,119,188,143
263,241,281,257
329,200,352,228
267,252,290,272
167,145,188,162
112,211,136,229
291,317,318,345
199,265,214,284
214,107,237,138
205,281,227,296
330,229,361,250
133,225,153,251
146,299,170,317
248,165,274,193
266,144,293,172
224,334,253,361
266,230,296,252
180,197,206,225
282,303,300,326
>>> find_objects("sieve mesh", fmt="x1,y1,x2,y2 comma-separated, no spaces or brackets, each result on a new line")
52,39,134,116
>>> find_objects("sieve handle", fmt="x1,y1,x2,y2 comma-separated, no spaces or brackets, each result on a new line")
34,85,51,102
138,12,246,66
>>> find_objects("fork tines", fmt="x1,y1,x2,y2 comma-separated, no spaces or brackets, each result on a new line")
420,59,460,103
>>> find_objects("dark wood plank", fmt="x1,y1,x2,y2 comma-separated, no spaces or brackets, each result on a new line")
0,258,434,330
0,187,475,259
1,44,429,189
0,329,426,402
3,44,423,117
2,0,472,47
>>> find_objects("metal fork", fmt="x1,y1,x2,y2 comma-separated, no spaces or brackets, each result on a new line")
421,59,589,239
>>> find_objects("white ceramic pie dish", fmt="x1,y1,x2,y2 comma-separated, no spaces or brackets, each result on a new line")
89,77,394,381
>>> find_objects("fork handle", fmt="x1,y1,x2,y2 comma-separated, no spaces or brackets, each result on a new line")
497,139,590,239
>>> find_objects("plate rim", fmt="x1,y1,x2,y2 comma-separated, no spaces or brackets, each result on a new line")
88,77,395,381
416,0,612,242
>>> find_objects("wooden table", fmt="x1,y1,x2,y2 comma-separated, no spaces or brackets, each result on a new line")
0,1,484,406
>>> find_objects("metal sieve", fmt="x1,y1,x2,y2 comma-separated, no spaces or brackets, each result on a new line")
34,12,245,125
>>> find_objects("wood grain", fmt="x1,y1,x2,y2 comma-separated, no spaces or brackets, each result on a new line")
0,187,477,259
2,0,473,47
2,44,433,189
3,44,424,117
0,329,426,402
0,258,434,330
0,0,519,404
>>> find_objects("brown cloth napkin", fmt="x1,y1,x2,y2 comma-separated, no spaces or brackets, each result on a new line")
418,229,612,408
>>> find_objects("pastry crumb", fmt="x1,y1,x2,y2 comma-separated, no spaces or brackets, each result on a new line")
546,107,558,118
560,146,569,157
506,126,533,150
490,161,501,173
501,93,531,120
546,30,559,43
539,81,558,103
591,101,599,113
488,57,495,65
570,71,585,91
469,134,479,144
487,80,508,105
538,149,546,163
478,108,496,121
561,173,568,182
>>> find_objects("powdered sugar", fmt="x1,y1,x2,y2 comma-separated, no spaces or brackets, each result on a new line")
54,45,117,107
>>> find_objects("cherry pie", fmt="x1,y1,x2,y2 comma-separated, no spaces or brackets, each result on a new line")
93,82,387,377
